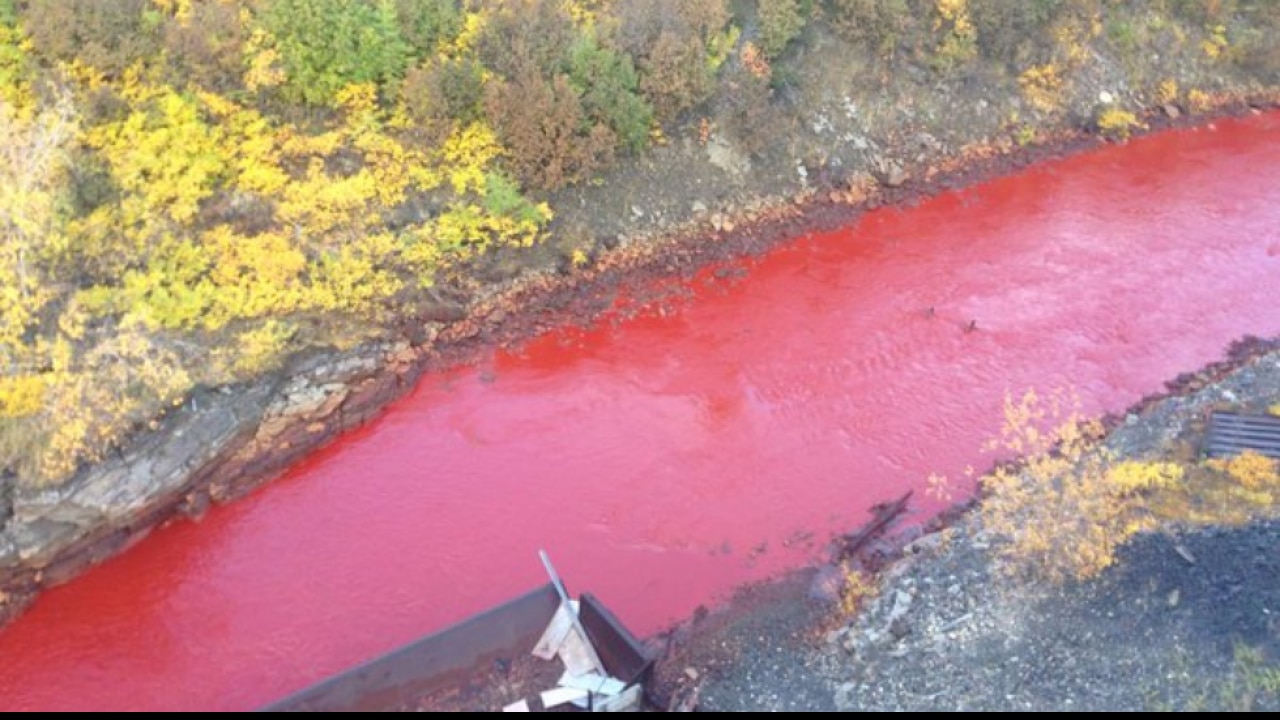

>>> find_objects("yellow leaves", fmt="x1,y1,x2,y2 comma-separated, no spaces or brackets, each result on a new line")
0,374,44,417
224,319,296,377
1201,24,1229,59
1187,88,1213,113
244,22,285,92
1107,461,1184,494
203,226,306,325
0,20,34,110
441,121,503,195
0,94,77,354
932,0,976,69
1208,451,1280,495
440,10,486,57
35,326,192,485
839,566,878,616
279,159,382,235
89,87,227,224
197,91,289,195
1096,107,1143,141
309,232,404,312
151,0,194,23
1155,78,1179,106
1018,64,1064,114
335,83,379,119
979,388,1176,584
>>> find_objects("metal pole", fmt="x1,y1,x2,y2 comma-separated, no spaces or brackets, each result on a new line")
539,550,605,675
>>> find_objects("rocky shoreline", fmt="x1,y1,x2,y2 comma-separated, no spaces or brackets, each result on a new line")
651,340,1280,712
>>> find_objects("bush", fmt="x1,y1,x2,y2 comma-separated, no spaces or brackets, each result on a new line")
478,0,575,80
402,56,486,141
163,0,247,92
484,71,615,191
613,0,732,122
716,63,786,158
825,0,912,54
979,389,1183,584
967,0,1063,65
395,0,463,57
22,0,160,77
567,32,653,152
758,0,810,58
261,0,410,106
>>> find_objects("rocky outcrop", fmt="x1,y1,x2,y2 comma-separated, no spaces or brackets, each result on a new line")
0,337,429,624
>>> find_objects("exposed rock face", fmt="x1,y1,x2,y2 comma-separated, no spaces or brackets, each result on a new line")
0,339,424,624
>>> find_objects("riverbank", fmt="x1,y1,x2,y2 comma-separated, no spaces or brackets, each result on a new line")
654,338,1280,712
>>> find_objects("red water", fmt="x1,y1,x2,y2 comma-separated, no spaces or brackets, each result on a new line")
3,114,1280,711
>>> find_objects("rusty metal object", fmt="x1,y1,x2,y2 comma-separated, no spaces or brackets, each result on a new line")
263,584,560,712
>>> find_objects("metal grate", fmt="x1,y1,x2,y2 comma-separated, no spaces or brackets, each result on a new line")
1205,411,1280,460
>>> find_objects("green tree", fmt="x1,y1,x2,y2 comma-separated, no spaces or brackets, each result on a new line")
758,0,809,58
567,32,653,152
395,0,463,57
263,0,411,105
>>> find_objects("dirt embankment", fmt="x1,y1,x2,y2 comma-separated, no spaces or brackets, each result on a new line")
649,339,1280,712
3,10,1280,625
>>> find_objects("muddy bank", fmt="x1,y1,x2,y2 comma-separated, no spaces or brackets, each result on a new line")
654,339,1280,712
1,93,1277,627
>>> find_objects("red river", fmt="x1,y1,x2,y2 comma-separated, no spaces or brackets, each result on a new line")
2,113,1279,711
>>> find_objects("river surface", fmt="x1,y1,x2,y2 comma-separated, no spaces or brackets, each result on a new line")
2,113,1279,711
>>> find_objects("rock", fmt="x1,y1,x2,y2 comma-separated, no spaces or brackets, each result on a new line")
631,205,644,219
884,589,914,637
1099,90,1115,104
711,213,725,232
691,200,708,214
1163,103,1181,119
1167,589,1180,608
835,681,858,710
905,532,945,556
884,164,908,188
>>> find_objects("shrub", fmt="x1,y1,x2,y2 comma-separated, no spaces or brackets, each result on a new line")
484,70,615,190
758,0,809,59
261,0,410,106
22,0,160,78
402,56,486,141
716,63,786,158
613,0,731,122
979,389,1183,584
163,0,247,92
478,0,575,80
394,0,463,58
567,32,653,152
1096,106,1142,140
967,0,1062,65
931,0,978,72
826,0,911,54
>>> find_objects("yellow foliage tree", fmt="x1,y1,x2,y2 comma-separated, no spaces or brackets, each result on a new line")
980,389,1183,583
0,93,77,364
